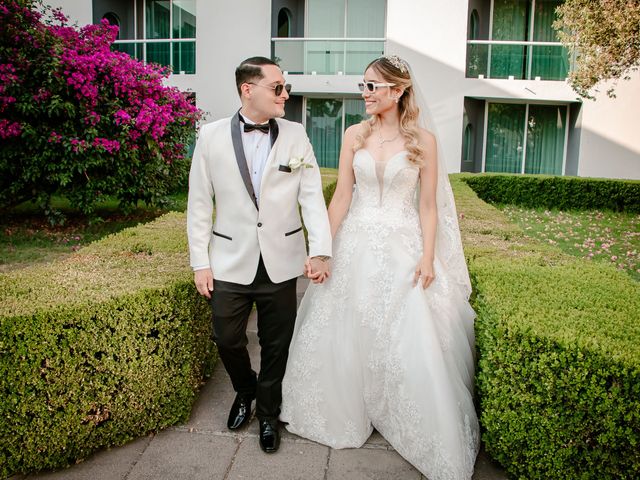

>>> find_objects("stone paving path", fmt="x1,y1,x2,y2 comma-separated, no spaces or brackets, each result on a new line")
14,278,508,480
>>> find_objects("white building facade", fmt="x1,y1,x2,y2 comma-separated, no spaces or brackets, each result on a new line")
48,0,640,179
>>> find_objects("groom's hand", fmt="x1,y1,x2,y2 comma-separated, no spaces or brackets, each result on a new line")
194,268,214,299
305,256,330,284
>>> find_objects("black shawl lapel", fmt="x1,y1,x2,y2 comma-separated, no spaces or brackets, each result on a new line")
230,111,258,209
269,117,279,148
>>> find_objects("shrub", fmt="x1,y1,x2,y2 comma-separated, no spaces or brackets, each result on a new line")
472,258,640,479
459,173,640,213
0,212,215,478
451,176,640,479
323,180,336,206
0,1,202,221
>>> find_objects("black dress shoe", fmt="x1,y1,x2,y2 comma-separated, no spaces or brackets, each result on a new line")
227,394,254,430
258,419,280,453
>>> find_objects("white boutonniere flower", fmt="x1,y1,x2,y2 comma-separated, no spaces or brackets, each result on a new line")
288,156,313,170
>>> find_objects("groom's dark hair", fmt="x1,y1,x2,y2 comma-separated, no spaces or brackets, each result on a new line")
235,56,279,96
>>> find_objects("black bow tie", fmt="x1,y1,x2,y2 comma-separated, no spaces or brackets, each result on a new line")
243,122,270,134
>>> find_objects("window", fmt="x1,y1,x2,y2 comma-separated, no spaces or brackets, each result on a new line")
306,0,386,74
524,105,566,174
278,8,291,37
466,0,569,80
463,124,474,163
274,0,386,75
469,9,480,40
306,98,366,168
146,0,196,74
485,102,567,175
485,103,526,173
110,0,196,74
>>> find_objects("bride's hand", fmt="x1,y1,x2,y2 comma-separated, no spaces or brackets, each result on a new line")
413,255,435,289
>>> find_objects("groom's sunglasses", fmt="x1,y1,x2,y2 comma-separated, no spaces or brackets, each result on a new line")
248,82,292,96
358,81,396,93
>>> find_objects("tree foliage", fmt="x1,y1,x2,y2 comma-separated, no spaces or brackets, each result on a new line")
554,0,640,98
0,0,202,221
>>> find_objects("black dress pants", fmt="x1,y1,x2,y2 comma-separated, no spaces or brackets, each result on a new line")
210,256,297,421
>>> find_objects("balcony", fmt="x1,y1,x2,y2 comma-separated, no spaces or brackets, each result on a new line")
272,38,385,75
466,40,572,81
113,39,196,74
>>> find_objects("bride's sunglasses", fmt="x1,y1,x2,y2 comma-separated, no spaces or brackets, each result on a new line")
248,82,292,96
358,81,396,93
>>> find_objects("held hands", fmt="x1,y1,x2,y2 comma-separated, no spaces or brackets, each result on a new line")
304,256,330,284
413,255,435,289
194,268,214,299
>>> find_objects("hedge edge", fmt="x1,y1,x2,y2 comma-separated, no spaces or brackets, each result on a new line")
459,173,640,213
451,176,640,479
1,214,215,478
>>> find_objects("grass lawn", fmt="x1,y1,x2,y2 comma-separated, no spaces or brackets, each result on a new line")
1,193,187,272
320,167,338,189
501,205,640,281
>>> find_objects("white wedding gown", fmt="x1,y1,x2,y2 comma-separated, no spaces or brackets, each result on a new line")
280,149,480,480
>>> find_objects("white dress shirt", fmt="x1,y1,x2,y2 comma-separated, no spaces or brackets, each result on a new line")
240,113,271,206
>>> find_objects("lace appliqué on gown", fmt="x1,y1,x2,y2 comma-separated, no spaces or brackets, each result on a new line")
281,150,480,480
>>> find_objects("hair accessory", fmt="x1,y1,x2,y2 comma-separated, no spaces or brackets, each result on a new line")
383,55,409,74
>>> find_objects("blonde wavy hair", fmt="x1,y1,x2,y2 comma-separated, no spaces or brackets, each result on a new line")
353,56,425,166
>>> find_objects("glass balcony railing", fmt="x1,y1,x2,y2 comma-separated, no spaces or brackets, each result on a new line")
113,39,196,74
272,38,385,75
466,40,572,81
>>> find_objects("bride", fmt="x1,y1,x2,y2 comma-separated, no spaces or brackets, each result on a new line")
280,55,479,480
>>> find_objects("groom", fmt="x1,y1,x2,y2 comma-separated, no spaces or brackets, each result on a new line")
186,57,332,453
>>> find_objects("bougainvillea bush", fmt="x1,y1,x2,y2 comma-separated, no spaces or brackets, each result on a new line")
0,0,201,221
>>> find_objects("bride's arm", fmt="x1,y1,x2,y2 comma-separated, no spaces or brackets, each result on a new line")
327,125,358,238
415,130,438,289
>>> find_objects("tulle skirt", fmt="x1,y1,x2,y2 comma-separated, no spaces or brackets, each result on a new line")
281,214,480,480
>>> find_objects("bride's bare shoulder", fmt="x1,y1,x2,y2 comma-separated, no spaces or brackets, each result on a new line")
345,122,367,138
343,122,367,148
417,128,436,148
417,128,437,167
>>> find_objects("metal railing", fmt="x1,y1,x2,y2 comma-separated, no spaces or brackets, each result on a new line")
113,38,196,74
466,40,573,81
271,37,385,75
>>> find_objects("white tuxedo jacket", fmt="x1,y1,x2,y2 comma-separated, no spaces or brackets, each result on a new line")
187,113,332,284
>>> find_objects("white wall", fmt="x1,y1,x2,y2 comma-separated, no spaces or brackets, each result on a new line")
577,71,640,180
385,0,470,173
286,74,361,95
461,77,577,103
165,0,272,122
45,0,92,25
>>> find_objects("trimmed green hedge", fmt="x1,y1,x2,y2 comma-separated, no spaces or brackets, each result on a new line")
459,173,640,213
450,176,640,479
0,212,215,478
